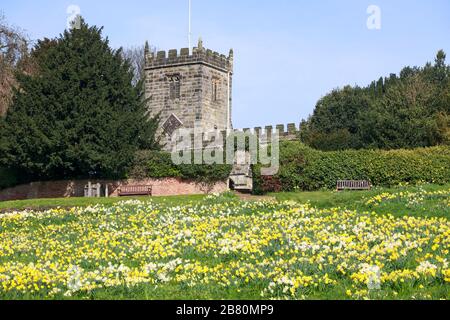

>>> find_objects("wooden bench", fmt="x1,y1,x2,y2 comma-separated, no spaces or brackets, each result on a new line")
118,185,153,197
337,180,371,191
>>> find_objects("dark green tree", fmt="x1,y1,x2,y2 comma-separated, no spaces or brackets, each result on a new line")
0,19,159,181
301,86,371,150
301,50,450,151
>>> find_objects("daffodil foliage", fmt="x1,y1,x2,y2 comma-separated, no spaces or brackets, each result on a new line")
0,196,449,299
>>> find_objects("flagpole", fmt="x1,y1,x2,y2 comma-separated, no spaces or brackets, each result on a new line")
188,0,192,54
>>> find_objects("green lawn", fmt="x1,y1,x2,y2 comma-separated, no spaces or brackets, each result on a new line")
0,194,206,212
2,183,449,218
0,184,449,300
1,183,449,219
271,183,450,218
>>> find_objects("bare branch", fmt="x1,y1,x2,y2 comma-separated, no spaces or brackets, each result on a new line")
0,12,31,115
122,44,157,86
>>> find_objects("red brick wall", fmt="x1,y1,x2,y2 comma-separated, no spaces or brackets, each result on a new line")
0,178,229,201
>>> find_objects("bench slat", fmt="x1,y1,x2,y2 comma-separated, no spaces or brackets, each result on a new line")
337,180,371,191
118,185,153,196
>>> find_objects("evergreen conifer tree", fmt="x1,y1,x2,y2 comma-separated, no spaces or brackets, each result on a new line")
0,19,159,181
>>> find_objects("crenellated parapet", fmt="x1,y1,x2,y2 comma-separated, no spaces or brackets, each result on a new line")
207,123,300,144
169,123,300,152
238,123,300,141
199,123,300,147
145,39,233,73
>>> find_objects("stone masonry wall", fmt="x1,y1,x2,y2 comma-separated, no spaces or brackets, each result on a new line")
0,178,228,202
200,66,231,132
145,64,203,133
144,41,233,150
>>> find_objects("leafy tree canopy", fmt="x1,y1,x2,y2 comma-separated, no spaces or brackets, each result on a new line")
300,51,450,150
0,18,159,181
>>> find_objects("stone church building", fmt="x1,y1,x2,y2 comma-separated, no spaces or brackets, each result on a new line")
143,39,298,191
144,39,233,149
0,40,301,201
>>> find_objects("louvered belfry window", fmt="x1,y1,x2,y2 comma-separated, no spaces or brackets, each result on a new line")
169,75,181,100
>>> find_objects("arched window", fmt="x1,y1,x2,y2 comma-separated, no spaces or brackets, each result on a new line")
212,80,219,102
168,74,181,100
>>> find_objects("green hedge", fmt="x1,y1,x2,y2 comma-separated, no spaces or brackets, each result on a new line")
253,142,450,193
0,150,232,191
128,150,232,184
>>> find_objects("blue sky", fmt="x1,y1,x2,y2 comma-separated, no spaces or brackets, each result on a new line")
2,0,450,128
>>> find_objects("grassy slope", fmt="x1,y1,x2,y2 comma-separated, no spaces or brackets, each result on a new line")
1,184,449,218
0,195,206,212
271,184,450,218
0,185,449,300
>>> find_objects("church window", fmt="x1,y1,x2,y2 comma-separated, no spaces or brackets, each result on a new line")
169,75,181,100
212,80,219,102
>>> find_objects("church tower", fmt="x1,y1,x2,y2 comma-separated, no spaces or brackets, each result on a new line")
144,39,233,149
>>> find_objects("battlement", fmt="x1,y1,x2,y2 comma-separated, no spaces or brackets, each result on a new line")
145,39,233,73
238,123,300,141
198,123,301,145
174,123,300,142
169,123,300,151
